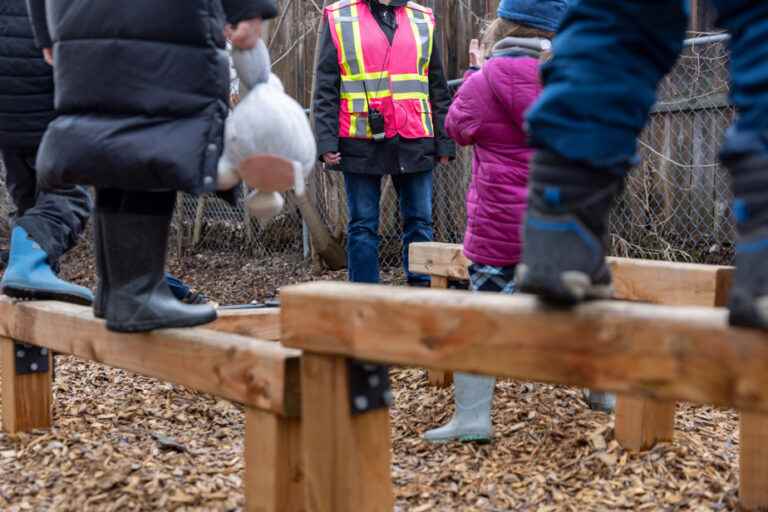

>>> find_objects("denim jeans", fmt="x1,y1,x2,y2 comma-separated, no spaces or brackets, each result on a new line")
527,0,768,169
344,171,433,284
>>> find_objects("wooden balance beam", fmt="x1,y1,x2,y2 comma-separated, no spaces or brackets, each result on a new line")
409,241,735,446
0,300,301,512
409,242,734,387
282,281,768,511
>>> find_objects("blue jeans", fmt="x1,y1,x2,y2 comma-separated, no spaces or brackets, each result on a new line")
527,0,768,168
344,171,433,284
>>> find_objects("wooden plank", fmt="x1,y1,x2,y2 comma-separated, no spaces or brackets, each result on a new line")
282,282,768,413
408,242,735,306
614,395,675,451
301,354,393,512
409,242,469,281
210,308,281,341
0,298,300,416
1,337,52,433
608,257,733,307
427,276,453,388
245,407,303,512
740,412,768,511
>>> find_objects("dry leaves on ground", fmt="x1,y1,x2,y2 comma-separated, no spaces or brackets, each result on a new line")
0,245,739,510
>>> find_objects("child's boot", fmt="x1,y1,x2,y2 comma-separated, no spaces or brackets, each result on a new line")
1,226,93,305
722,137,768,330
423,373,495,443
516,150,627,304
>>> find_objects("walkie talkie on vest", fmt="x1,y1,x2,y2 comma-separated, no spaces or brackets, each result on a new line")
361,75,387,141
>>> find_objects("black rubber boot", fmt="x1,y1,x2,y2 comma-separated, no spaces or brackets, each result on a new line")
721,148,768,330
93,201,108,319
516,151,627,304
99,190,217,333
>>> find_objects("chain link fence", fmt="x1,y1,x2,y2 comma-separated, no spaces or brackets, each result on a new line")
298,33,736,269
0,34,733,271
609,34,735,265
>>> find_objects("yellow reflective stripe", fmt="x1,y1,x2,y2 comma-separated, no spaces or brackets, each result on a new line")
347,98,356,136
349,97,367,137
421,98,433,136
406,9,423,79
390,73,427,82
341,90,393,100
407,7,433,76
424,15,435,75
342,71,389,81
391,92,429,101
331,10,353,77
349,3,367,76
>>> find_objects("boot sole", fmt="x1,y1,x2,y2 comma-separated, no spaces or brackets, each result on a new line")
516,265,612,304
3,285,93,306
424,433,492,444
106,311,218,333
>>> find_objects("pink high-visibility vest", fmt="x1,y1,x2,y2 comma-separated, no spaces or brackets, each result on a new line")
325,0,436,140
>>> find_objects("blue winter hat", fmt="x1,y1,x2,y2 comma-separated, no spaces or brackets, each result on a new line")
497,0,570,33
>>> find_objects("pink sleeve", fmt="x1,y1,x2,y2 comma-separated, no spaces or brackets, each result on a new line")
444,71,484,147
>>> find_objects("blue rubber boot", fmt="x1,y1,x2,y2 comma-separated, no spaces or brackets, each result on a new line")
1,226,93,305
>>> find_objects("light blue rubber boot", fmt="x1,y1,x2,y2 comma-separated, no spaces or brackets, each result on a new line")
423,373,495,443
1,226,93,305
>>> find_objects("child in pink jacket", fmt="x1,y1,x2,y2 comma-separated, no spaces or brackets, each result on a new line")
423,5,560,443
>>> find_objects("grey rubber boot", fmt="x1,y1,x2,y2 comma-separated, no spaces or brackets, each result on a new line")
423,373,495,443
583,389,616,413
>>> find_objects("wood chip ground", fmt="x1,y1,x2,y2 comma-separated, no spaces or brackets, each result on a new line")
0,247,740,511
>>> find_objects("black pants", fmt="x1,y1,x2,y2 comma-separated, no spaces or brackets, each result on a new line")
0,148,92,263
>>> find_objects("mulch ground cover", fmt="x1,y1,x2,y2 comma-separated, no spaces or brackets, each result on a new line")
0,241,741,511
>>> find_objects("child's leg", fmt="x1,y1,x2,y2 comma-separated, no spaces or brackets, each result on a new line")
519,0,688,303
423,264,515,443
709,1,768,328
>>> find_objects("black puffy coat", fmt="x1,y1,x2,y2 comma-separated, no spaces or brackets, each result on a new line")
26,0,277,194
0,0,55,149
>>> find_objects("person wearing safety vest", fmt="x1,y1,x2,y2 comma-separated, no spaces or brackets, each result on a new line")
313,0,455,286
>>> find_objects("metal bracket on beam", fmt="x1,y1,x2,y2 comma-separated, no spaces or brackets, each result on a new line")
347,360,393,415
14,342,50,375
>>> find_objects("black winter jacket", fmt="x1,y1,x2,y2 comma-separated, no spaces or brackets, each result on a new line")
313,2,455,176
26,0,277,194
0,0,55,149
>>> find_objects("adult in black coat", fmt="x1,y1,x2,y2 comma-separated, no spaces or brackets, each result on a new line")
26,0,277,332
313,0,455,286
0,0,93,305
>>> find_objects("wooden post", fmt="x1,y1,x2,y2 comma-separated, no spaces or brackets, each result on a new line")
614,396,675,451
740,412,768,511
427,276,453,388
1,338,52,433
301,354,393,512
244,408,303,512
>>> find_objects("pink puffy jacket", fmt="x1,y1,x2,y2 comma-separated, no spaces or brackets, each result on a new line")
445,55,542,267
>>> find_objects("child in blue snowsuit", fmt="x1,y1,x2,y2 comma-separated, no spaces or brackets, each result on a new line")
517,0,768,329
